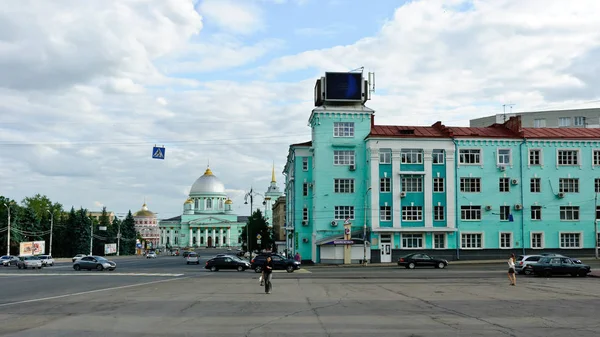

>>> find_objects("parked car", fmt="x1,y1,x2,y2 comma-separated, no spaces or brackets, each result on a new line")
146,251,157,258
186,252,199,265
251,253,300,273
38,255,55,266
73,256,116,271
205,256,250,272
72,254,86,263
515,255,542,275
528,256,591,277
1,255,19,266
539,253,582,264
17,256,43,269
397,253,448,269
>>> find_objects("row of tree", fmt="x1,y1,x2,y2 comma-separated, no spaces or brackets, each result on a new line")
0,194,138,257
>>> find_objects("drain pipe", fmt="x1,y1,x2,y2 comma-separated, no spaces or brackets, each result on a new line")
519,139,526,255
453,139,460,260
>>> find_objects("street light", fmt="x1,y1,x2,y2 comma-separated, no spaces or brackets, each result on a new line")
4,203,11,256
244,187,265,256
46,209,54,257
363,187,372,266
89,216,94,256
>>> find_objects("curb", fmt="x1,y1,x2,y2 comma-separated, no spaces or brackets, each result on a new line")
305,260,508,269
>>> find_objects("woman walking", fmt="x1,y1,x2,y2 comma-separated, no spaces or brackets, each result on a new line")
508,253,516,286
264,255,274,294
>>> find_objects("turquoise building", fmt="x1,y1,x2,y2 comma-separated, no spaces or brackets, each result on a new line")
284,72,600,263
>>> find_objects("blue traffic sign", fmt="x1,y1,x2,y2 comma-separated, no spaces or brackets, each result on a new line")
152,146,165,160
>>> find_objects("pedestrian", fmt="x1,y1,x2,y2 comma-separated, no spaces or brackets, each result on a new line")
264,255,273,294
295,252,301,263
508,253,516,286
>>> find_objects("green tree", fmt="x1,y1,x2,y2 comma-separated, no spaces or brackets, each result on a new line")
0,196,20,255
120,211,136,255
72,208,92,255
16,207,42,242
240,209,272,252
93,207,112,255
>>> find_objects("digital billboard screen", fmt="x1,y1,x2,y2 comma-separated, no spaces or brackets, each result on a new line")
325,72,363,101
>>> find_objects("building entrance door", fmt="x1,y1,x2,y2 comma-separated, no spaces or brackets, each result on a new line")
380,234,392,263
207,236,212,248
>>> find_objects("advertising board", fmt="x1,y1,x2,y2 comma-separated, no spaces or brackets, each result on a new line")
104,243,117,255
19,241,46,256
324,72,363,102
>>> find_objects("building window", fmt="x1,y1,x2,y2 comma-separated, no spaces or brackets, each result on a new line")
334,179,354,193
499,178,510,192
333,122,354,137
533,119,546,128
333,150,355,165
573,116,585,127
460,178,481,192
402,206,423,221
432,150,444,164
459,149,481,164
401,176,422,192
560,206,579,221
529,149,541,165
497,149,511,166
500,206,510,221
596,206,600,220
530,178,541,193
461,233,482,249
380,206,391,221
434,206,445,221
594,150,600,166
302,208,308,221
380,178,391,192
500,232,512,248
401,149,423,164
596,179,600,193
434,234,445,249
334,206,354,220
559,117,571,127
402,234,423,248
557,150,578,165
559,178,579,193
560,233,581,248
302,157,308,171
433,178,444,193
531,233,543,249
460,206,481,221
531,206,542,220
379,151,391,164
303,183,309,196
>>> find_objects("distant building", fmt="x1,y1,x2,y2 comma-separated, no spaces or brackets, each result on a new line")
87,211,115,223
133,203,159,249
271,195,286,241
470,107,600,128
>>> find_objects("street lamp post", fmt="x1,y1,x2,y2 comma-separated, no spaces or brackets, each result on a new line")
244,188,265,256
4,203,11,256
47,209,54,257
117,220,121,256
363,187,372,266
89,216,94,256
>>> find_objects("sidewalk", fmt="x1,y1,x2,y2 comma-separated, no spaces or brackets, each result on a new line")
54,255,143,263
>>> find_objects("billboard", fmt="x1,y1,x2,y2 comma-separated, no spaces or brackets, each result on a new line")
104,243,117,255
19,241,46,256
325,72,363,102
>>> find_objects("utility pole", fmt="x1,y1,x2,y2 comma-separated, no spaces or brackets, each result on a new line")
363,187,371,266
89,216,94,256
4,203,11,256
244,188,265,257
47,209,54,256
117,220,121,256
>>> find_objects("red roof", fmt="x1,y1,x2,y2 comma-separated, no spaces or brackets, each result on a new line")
523,128,600,139
368,125,448,138
291,140,312,147
447,125,521,138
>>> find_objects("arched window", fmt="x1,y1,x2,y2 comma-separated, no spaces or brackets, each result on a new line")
200,237,204,245
207,198,212,209
193,237,197,245
219,199,224,209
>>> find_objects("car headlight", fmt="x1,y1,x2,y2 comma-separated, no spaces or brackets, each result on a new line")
103,263,111,268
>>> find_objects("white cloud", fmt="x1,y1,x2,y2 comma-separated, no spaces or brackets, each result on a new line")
197,0,264,35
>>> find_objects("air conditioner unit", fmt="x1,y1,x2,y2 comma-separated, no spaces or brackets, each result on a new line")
400,192,407,198
485,205,492,211
302,238,309,243
331,220,338,227
511,179,519,185
349,164,356,171
514,204,522,210
499,166,506,171
302,221,308,226
557,192,565,198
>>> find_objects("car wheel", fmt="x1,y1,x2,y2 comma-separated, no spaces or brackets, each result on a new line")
544,270,552,277
286,265,294,273
237,266,244,272
210,266,217,272
579,270,588,277
96,264,103,271
255,266,262,273
186,262,189,265
408,262,416,269
437,262,446,269
73,264,80,271
524,268,532,275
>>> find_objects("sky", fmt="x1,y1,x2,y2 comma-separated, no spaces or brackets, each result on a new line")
1,0,600,219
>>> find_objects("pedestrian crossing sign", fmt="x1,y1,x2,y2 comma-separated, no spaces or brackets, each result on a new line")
152,146,165,160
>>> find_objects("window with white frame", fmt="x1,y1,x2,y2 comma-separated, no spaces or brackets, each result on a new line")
560,233,581,248
402,206,423,221
459,149,481,164
529,149,541,165
560,206,579,221
433,178,444,192
380,177,391,192
303,183,309,196
302,208,308,221
559,178,579,193
402,234,423,248
530,178,541,193
333,150,355,165
531,206,542,220
334,179,354,193
557,150,578,165
497,149,511,166
401,149,423,164
594,150,600,166
499,178,510,192
379,151,391,164
559,117,571,127
432,150,444,164
333,122,354,137
434,233,445,249
574,116,586,127
596,179,600,193
401,176,422,192
460,177,481,192
533,119,546,128
500,232,512,248
302,157,308,171
531,233,543,249
461,233,482,249
380,206,391,221
434,206,444,221
500,205,510,221
334,206,354,220
461,206,481,220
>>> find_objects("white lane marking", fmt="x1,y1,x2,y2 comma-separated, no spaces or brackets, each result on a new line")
0,276,191,308
0,273,185,277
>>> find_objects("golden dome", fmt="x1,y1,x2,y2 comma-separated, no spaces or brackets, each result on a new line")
204,167,213,176
225,198,233,205
184,198,193,204
134,203,155,217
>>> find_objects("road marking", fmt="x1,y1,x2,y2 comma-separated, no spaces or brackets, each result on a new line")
0,273,185,277
273,269,311,273
0,276,191,308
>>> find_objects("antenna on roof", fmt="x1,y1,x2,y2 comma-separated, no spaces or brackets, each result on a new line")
502,103,515,123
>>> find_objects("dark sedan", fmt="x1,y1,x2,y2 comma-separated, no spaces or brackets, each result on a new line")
205,256,250,272
528,256,591,277
398,253,448,269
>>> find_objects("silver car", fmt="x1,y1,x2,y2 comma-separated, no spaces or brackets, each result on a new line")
38,255,55,266
17,256,43,269
515,255,542,275
73,256,116,271
1,255,18,266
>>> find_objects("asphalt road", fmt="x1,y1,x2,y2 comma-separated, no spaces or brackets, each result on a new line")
1,250,599,336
